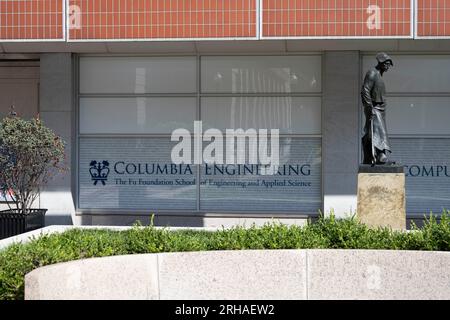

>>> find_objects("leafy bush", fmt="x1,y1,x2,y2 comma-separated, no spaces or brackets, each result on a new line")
0,212,449,300
0,114,65,213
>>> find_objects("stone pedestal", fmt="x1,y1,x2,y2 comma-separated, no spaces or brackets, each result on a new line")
357,165,406,230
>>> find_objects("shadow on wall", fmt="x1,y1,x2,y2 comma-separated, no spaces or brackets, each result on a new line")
45,214,73,226
80,214,316,228
407,216,443,229
81,214,206,227
76,213,437,229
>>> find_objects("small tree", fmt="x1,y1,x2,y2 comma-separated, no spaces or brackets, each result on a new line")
0,112,65,214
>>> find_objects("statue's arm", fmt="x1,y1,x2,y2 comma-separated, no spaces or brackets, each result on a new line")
361,70,376,109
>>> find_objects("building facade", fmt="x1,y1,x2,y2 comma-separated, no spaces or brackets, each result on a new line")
0,1,449,227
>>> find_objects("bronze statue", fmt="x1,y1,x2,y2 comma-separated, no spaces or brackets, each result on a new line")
361,52,394,165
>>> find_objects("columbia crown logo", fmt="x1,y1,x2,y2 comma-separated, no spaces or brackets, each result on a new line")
89,160,110,185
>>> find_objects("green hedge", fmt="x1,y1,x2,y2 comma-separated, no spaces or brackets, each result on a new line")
0,212,449,300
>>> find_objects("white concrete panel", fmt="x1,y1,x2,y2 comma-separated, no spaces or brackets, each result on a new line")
23,250,450,300
26,255,159,300
308,250,450,300
3,39,450,54
39,191,75,225
195,40,286,53
1,43,70,53
0,54,39,60
158,250,307,300
324,195,358,219
287,40,399,52
398,40,450,52
106,41,196,53
1,42,108,53
62,42,109,53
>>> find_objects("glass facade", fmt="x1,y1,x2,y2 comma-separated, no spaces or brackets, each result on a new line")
78,55,323,213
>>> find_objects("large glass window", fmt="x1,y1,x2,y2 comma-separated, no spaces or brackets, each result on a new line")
201,97,321,134
363,55,450,93
80,97,197,134
201,56,322,93
199,137,322,212
80,57,197,94
79,56,322,213
390,139,450,214
362,54,450,215
387,97,450,135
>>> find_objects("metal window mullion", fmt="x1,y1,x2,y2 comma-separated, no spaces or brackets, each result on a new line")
387,93,450,97
197,54,201,212
390,134,450,139
75,54,81,212
198,92,323,98
79,134,174,138
78,93,199,98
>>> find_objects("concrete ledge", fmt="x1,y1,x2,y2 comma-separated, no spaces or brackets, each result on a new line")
158,250,306,300
26,255,159,300
25,250,450,300
0,225,220,250
307,250,450,299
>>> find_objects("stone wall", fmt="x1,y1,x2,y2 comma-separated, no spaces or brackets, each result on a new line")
25,249,450,300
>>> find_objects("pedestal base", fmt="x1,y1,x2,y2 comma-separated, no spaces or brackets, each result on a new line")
357,165,406,230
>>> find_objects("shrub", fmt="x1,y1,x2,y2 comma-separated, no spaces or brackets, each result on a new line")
0,113,65,213
0,212,448,300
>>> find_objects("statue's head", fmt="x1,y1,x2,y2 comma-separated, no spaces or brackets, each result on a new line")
376,52,393,73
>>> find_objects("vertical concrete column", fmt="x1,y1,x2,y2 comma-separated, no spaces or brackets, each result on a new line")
322,51,360,218
39,53,76,225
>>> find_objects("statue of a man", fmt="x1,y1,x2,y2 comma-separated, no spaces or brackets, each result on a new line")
361,52,394,165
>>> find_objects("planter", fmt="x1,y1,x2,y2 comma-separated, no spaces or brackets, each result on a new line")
0,209,47,240
24,250,450,300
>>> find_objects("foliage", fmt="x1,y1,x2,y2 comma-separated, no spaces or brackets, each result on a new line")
0,211,449,300
0,114,65,213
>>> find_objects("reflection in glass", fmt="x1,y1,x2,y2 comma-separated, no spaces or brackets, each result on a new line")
80,97,197,134
80,57,197,94
202,56,322,93
362,55,450,93
387,97,450,135
202,97,321,134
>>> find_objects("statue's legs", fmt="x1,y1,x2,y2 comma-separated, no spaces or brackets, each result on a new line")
376,149,388,164
362,135,373,164
375,149,395,165
362,143,390,165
